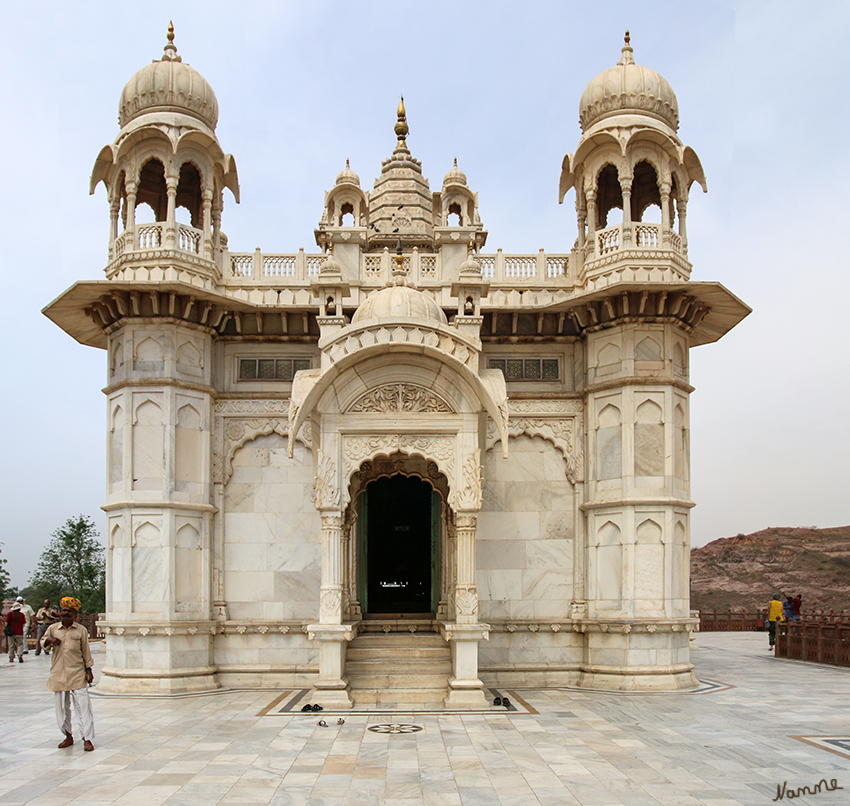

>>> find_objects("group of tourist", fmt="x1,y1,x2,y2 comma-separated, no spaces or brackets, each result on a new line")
3,596,60,661
3,596,96,752
766,592,802,649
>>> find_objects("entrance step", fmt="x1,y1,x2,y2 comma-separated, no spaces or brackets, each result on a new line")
346,631,451,705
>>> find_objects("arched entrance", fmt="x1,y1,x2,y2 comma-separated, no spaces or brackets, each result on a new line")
357,475,441,617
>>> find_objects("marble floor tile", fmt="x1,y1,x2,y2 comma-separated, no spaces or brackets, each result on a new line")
2,634,850,806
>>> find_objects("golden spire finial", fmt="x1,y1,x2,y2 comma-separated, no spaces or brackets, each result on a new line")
394,95,409,150
163,21,180,61
619,29,634,65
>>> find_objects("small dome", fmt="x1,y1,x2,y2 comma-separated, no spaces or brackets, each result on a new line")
443,158,467,187
335,159,360,187
579,33,678,132
352,285,447,325
119,25,219,130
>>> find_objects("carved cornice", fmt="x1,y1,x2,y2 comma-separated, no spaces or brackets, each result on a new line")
99,620,312,637
484,618,697,634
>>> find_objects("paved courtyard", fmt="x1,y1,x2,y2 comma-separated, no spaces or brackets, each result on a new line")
1,632,848,806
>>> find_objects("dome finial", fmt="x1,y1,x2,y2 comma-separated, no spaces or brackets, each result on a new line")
619,29,634,65
162,21,181,62
394,95,409,151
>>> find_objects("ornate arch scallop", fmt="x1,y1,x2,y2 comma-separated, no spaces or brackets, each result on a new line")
340,434,456,509
213,399,312,484
486,399,584,483
347,452,450,508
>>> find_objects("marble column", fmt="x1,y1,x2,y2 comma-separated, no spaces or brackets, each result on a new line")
444,511,488,709
309,510,354,708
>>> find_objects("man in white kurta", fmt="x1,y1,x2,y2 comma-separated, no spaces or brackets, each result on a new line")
42,598,95,751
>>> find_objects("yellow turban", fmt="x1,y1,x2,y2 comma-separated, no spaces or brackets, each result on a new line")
60,597,81,611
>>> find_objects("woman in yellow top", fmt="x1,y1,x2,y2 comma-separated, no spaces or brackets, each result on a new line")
767,593,785,651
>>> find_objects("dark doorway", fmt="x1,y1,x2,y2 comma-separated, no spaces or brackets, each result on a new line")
359,475,439,615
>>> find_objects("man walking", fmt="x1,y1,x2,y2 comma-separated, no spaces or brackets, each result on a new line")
5,602,26,662
34,600,57,656
17,596,35,653
42,597,95,751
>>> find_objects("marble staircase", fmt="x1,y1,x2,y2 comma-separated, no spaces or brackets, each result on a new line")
346,631,451,706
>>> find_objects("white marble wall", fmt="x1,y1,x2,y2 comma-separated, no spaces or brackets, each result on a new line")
478,435,574,621
223,434,321,621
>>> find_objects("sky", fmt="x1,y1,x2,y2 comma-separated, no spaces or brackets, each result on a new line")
1,1,848,586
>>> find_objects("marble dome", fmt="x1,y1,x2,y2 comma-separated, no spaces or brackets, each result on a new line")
351,284,447,325
119,26,219,131
579,34,679,132
335,159,360,187
443,158,467,188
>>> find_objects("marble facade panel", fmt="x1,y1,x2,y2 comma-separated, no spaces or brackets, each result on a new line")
476,540,525,570
274,570,321,604
268,541,321,573
477,510,540,541
225,570,275,603
525,538,572,570
224,541,268,571
540,510,573,540
522,569,571,601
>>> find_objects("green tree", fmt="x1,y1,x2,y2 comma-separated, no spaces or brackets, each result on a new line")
28,516,105,613
0,543,10,596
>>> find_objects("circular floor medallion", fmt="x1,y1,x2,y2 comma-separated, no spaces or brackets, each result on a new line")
367,723,423,734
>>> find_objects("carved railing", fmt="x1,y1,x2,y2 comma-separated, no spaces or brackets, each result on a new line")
592,222,684,259
177,224,201,254
225,248,572,285
110,222,204,259
137,222,163,250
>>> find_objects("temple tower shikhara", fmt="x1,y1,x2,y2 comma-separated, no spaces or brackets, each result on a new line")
45,28,749,703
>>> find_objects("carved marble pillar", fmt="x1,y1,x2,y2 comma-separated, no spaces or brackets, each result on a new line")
677,197,688,251
211,481,228,619
109,198,120,259
571,480,588,618
308,504,354,708
165,177,178,247
126,181,137,250
319,512,344,625
454,513,479,625
443,511,488,709
660,182,671,248
201,188,213,260
576,204,587,250
586,190,598,257
620,178,633,244
212,196,222,255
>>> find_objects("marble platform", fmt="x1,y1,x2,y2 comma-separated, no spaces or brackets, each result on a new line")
1,632,848,805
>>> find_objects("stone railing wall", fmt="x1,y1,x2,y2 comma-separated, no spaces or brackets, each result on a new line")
224,247,572,287
113,223,203,257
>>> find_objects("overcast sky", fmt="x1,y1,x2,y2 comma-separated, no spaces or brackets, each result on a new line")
1,1,847,586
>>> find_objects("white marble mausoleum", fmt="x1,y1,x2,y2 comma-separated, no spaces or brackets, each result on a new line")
44,28,749,705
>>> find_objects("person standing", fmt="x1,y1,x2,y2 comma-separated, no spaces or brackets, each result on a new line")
767,593,785,650
17,596,35,654
792,594,802,623
41,597,95,751
5,602,26,662
34,600,58,656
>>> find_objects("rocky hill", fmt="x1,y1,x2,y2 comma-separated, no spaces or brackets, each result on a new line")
690,526,850,615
